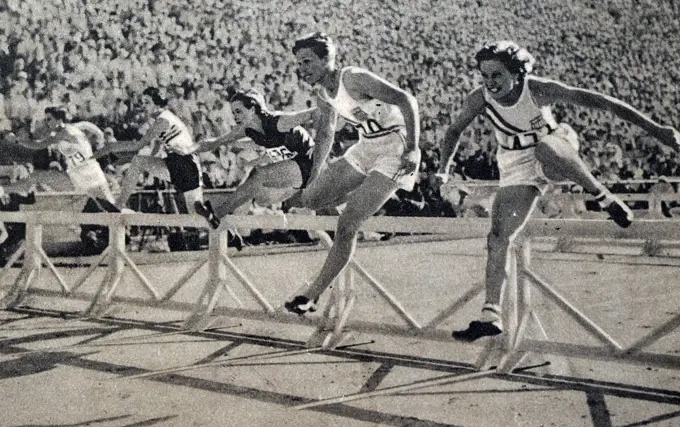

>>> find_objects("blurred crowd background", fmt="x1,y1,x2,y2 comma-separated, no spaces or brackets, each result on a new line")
0,0,679,253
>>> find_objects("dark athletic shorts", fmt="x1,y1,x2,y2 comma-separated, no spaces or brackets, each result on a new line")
165,152,201,192
293,155,313,189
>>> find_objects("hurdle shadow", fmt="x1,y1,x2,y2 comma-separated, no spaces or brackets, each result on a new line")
14,414,178,427
7,307,680,427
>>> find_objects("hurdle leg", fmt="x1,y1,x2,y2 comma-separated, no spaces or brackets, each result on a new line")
312,230,420,329
69,246,111,294
183,231,228,331
85,259,115,317
307,268,358,349
1,224,42,308
476,243,519,371
0,241,25,285
425,281,485,329
497,239,534,373
306,267,350,348
85,225,126,318
306,277,340,348
323,268,357,349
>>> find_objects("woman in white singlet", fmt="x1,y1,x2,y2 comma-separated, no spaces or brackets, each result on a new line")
438,41,680,342
110,87,208,217
284,32,421,315
15,106,117,211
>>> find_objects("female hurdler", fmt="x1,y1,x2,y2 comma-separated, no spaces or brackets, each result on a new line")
438,41,680,341
284,33,421,315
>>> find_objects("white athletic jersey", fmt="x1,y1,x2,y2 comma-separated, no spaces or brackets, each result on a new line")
483,76,558,150
153,110,196,155
319,66,405,139
51,124,94,170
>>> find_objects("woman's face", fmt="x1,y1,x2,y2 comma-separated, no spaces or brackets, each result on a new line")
295,47,332,86
231,100,256,126
140,95,157,115
479,59,520,101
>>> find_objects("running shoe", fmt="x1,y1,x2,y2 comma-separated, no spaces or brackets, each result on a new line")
452,321,503,342
284,295,318,315
227,229,244,252
595,193,634,228
194,201,221,229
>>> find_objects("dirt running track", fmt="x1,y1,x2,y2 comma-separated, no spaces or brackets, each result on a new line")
1,238,679,427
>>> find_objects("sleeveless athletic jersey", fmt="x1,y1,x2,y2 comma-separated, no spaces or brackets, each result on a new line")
52,124,95,170
154,110,196,156
319,66,405,140
483,76,558,150
245,113,313,162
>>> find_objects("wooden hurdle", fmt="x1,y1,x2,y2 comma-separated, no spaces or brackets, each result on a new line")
0,211,679,378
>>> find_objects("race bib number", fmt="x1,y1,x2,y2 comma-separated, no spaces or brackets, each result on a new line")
264,146,296,162
67,151,86,167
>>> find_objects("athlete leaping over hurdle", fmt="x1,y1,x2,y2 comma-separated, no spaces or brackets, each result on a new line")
14,105,118,213
438,41,680,342
283,32,421,315
193,89,316,224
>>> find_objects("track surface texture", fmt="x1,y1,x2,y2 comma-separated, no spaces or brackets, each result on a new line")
1,238,679,427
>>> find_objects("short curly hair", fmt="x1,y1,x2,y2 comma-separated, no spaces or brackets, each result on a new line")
292,32,336,63
475,41,535,76
44,105,70,122
229,89,269,116
142,86,168,107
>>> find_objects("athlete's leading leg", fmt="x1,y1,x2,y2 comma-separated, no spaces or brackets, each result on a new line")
210,160,303,218
297,158,366,210
117,156,169,210
453,184,540,342
92,190,120,212
181,187,204,215
536,125,633,227
285,170,399,314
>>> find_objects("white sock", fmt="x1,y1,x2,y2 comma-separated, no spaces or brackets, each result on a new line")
480,303,503,329
594,190,615,208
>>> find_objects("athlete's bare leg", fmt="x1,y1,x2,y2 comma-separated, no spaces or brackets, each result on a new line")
117,156,169,210
452,185,540,342
485,185,540,307
288,169,398,312
211,160,303,217
535,136,603,194
536,129,633,227
298,158,366,210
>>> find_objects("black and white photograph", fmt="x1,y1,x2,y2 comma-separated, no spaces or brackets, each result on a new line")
0,0,679,425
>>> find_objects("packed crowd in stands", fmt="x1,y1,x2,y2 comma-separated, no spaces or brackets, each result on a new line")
0,0,678,248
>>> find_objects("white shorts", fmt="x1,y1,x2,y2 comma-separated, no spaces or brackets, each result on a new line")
341,131,420,191
67,159,109,192
497,123,578,191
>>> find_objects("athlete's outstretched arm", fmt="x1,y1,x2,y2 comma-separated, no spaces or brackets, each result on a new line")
345,69,420,152
93,118,170,158
15,137,54,150
195,125,247,153
438,88,486,175
530,78,680,150
275,108,317,132
73,121,105,148
308,99,337,183
17,126,60,149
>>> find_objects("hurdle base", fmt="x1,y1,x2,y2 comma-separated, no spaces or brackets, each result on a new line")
0,288,26,309
306,327,354,349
